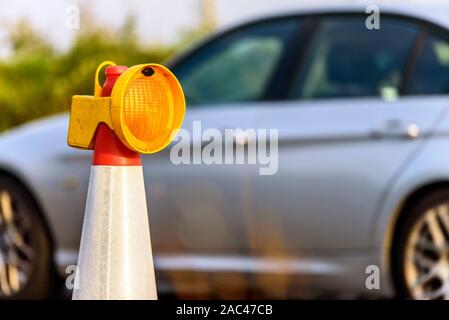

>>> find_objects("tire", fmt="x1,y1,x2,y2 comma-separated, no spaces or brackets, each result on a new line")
0,175,57,299
392,189,449,300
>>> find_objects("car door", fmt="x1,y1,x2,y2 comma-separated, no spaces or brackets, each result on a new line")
253,15,449,257
141,18,304,275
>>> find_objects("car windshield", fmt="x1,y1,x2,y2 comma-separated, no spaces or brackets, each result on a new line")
173,20,301,106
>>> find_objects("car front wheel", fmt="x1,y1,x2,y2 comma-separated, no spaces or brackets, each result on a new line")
0,175,56,299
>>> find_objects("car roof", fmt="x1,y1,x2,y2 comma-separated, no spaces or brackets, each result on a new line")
167,2,449,71
223,2,449,31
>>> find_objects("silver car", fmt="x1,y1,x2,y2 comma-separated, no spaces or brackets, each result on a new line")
1,4,449,299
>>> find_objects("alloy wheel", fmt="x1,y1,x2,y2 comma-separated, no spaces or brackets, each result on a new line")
404,204,449,299
0,190,35,297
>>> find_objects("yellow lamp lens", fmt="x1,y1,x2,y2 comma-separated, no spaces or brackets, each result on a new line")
110,63,185,154
123,76,170,142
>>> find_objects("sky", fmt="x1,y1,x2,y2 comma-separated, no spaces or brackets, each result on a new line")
0,0,449,54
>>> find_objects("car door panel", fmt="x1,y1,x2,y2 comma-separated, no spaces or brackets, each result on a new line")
143,106,259,255
253,97,447,252
140,18,303,273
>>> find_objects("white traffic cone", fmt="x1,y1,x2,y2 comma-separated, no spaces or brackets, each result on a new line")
72,164,157,300
68,62,185,300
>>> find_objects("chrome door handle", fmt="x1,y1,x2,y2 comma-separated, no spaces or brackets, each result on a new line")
372,119,420,139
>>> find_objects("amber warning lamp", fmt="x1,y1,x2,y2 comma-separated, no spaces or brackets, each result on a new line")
68,61,185,158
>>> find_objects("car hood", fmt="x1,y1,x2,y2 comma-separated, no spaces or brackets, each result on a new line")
0,113,69,147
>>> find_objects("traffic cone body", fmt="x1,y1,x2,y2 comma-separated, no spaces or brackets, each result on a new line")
72,65,157,300
68,62,184,300
72,165,157,300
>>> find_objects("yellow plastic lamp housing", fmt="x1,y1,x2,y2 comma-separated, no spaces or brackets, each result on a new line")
67,63,185,154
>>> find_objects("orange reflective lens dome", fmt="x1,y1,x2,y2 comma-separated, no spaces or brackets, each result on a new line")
111,64,185,154
123,76,170,142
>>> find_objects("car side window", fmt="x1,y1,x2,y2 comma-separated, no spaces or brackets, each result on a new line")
407,34,449,95
289,17,420,101
174,20,301,106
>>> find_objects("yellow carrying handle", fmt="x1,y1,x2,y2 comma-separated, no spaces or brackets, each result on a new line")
94,61,116,97
68,61,117,150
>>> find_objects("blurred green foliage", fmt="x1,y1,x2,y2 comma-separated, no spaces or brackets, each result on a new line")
0,17,183,132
